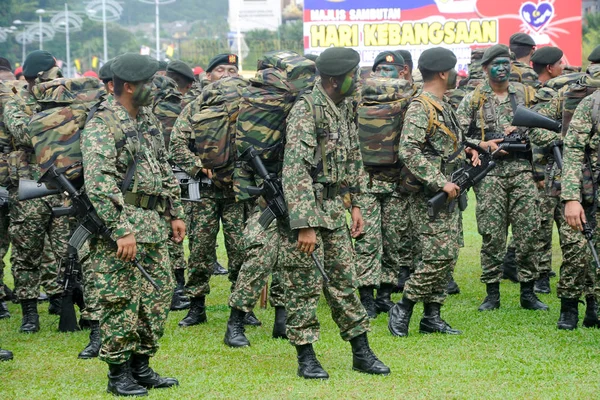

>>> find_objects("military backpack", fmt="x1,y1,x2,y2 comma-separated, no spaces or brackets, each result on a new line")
0,80,27,186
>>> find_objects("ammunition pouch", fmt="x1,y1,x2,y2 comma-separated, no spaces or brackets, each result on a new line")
123,191,167,212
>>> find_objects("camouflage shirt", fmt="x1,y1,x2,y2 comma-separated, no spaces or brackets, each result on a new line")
4,86,38,149
169,100,204,178
282,82,368,230
510,61,540,88
81,101,185,243
151,75,184,150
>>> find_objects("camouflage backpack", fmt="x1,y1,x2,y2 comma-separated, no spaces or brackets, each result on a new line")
28,77,106,186
357,77,414,182
151,75,183,149
0,80,27,186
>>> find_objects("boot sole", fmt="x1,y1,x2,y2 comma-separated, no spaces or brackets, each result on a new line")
106,389,148,397
352,366,390,376
297,373,329,380
557,325,577,330
224,339,250,348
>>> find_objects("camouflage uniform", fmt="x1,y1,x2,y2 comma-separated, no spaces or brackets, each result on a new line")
457,82,540,284
281,82,370,345
510,61,540,88
80,100,184,364
0,204,8,299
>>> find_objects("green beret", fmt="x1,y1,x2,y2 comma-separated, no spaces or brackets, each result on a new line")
510,32,536,47
372,51,405,72
23,50,56,78
588,45,600,63
316,47,360,76
112,53,158,82
531,47,564,66
418,47,457,72
304,53,318,62
157,60,168,71
481,44,511,66
207,53,238,73
98,59,114,81
167,60,194,81
396,50,413,67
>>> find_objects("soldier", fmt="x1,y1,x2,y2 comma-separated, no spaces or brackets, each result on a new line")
396,50,415,84
388,47,479,337
281,47,390,379
371,50,405,79
509,32,540,88
156,60,168,76
80,53,185,396
456,44,548,312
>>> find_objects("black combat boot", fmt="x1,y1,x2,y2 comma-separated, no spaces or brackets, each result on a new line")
78,320,101,359
396,266,410,292
296,344,329,379
349,333,390,375
534,273,551,294
478,282,500,311
0,301,10,319
243,310,262,326
107,362,148,396
375,283,395,314
170,270,190,311
79,317,92,330
213,261,228,275
272,306,287,339
358,286,377,319
130,354,179,389
502,247,519,283
557,298,579,330
19,299,39,333
224,308,250,347
178,296,207,327
520,281,549,310
0,347,13,361
447,273,460,295
38,293,48,302
420,303,462,335
583,295,599,328
48,294,62,315
388,296,416,337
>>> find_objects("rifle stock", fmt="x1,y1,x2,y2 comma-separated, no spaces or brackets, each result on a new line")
18,179,62,201
512,105,562,133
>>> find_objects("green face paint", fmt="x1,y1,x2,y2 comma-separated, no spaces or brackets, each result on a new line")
375,65,399,78
446,69,458,89
132,81,152,107
488,57,511,83
339,72,357,96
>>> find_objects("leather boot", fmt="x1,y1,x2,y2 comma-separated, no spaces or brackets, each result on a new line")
224,308,250,347
583,295,599,328
478,282,500,311
0,347,13,361
502,246,519,283
78,321,101,359
170,270,190,311
0,301,10,319
243,310,262,326
358,286,377,319
447,273,460,295
107,362,148,396
375,283,395,314
272,306,287,339
296,344,329,379
349,333,390,375
130,354,179,389
178,296,207,327
557,298,579,330
396,266,410,292
38,293,49,302
420,303,462,335
19,299,39,333
520,281,549,311
534,273,551,294
213,261,228,275
79,318,93,330
388,296,415,337
48,294,62,315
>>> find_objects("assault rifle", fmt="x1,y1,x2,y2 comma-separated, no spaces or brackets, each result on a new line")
583,222,600,270
427,145,496,220
172,165,212,202
484,131,531,153
0,186,8,207
239,146,329,282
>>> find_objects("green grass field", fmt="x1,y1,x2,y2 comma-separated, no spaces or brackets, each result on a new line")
2,199,600,399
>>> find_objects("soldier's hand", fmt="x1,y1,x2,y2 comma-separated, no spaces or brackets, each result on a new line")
466,148,481,166
350,206,364,238
479,138,506,155
442,182,460,201
536,180,545,190
171,219,186,243
565,200,586,232
297,228,317,255
116,233,137,262
504,126,517,135
201,168,213,179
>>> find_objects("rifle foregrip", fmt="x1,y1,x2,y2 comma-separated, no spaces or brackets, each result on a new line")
427,192,448,220
552,146,563,170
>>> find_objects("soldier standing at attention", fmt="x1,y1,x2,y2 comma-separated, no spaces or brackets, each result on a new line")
81,53,186,397
509,32,540,88
282,47,390,379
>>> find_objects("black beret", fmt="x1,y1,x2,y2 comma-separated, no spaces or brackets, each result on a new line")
167,60,195,81
207,53,238,73
588,45,600,63
481,44,511,66
396,50,413,64
98,59,114,81
510,32,536,47
418,47,457,72
304,53,318,62
157,60,168,71
316,47,360,76
372,51,405,72
531,47,564,66
112,53,158,82
23,50,56,78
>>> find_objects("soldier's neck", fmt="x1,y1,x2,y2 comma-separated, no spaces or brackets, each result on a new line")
516,57,531,65
115,96,139,119
422,82,445,100
489,80,509,95
538,73,551,85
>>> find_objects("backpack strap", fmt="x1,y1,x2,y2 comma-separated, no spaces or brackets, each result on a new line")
302,94,328,180
412,96,459,151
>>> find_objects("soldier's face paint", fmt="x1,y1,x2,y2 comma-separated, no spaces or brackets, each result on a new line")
375,64,400,78
339,69,358,96
132,81,152,107
446,69,458,89
488,57,511,83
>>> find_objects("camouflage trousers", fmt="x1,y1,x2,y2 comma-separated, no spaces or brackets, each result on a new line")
228,207,288,312
39,231,67,296
89,238,173,364
185,197,249,298
385,191,418,279
0,205,9,299
284,225,370,345
168,240,186,271
534,186,554,275
78,240,102,321
474,173,540,284
8,190,69,300
403,192,460,304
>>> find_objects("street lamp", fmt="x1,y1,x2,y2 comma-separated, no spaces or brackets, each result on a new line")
86,0,123,63
13,30,33,65
0,26,17,43
138,0,176,61
13,18,55,51
50,4,84,78
35,9,45,50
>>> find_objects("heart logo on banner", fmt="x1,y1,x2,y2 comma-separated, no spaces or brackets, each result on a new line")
520,1,555,32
